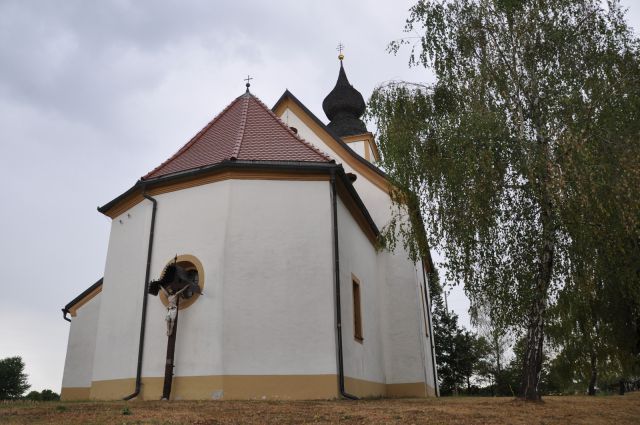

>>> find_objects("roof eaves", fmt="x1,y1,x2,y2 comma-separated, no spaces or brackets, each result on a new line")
142,160,337,185
97,181,143,214
97,161,378,253
64,278,103,312
335,167,380,237
273,90,388,179
98,160,339,215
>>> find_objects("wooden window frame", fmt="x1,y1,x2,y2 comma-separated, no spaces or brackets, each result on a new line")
352,274,363,343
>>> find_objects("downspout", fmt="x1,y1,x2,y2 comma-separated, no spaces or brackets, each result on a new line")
421,262,439,397
123,193,157,400
330,169,358,400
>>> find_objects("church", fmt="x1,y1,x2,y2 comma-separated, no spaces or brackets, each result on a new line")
60,57,439,401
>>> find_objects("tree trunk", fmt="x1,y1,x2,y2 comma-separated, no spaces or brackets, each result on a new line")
519,296,546,400
588,351,597,396
520,196,554,401
490,374,495,397
519,122,555,401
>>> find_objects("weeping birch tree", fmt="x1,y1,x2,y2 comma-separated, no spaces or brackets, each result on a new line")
369,0,640,400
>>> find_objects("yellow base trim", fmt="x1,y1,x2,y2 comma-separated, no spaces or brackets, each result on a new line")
90,378,138,400
387,382,429,398
223,375,337,400
60,387,91,401
171,375,224,400
344,377,433,398
88,375,433,400
344,376,386,397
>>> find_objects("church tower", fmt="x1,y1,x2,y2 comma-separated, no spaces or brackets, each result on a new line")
322,57,380,163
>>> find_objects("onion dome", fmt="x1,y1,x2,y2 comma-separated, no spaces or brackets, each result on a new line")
322,61,367,137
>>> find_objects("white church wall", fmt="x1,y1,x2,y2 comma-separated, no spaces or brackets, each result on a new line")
222,179,337,376
415,260,437,393
278,107,393,228
336,197,386,390
91,180,232,393
281,106,434,396
61,293,101,395
347,140,365,158
87,178,346,399
380,249,428,388
140,180,231,380
92,199,153,384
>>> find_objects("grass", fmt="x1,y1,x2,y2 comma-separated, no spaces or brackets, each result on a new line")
1,392,639,424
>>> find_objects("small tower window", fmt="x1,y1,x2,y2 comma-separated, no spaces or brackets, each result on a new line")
352,276,363,342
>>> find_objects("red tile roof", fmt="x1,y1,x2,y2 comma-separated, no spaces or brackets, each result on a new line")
143,92,332,180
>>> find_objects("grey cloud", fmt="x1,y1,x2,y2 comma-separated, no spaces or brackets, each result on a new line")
2,0,637,394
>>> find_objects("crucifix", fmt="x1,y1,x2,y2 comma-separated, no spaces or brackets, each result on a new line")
148,260,201,400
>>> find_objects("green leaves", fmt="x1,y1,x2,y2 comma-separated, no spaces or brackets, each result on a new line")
369,0,640,398
431,285,490,394
0,357,30,400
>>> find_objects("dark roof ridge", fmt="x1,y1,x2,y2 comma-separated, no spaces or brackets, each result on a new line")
273,90,387,180
142,93,246,180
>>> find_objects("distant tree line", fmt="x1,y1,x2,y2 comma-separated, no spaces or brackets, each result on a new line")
0,356,59,401
428,266,639,396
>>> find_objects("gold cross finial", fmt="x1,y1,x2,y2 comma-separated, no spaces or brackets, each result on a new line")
337,43,344,61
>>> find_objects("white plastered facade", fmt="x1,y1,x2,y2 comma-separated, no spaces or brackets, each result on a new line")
280,105,436,393
61,100,436,401
61,293,101,394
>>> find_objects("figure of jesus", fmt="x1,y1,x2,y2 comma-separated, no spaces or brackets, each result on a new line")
160,285,189,336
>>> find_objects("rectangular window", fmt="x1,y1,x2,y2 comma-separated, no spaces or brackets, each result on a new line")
352,276,363,342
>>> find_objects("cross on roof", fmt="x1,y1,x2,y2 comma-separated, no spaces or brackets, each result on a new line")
244,75,253,92
337,43,345,61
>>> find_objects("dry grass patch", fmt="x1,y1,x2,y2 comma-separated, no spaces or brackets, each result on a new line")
1,392,638,424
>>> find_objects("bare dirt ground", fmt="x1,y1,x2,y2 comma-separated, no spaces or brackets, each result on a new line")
1,392,639,424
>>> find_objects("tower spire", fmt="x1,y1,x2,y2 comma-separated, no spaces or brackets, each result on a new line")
322,53,367,138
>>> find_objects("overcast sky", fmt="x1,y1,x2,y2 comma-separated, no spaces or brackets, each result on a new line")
1,1,639,393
